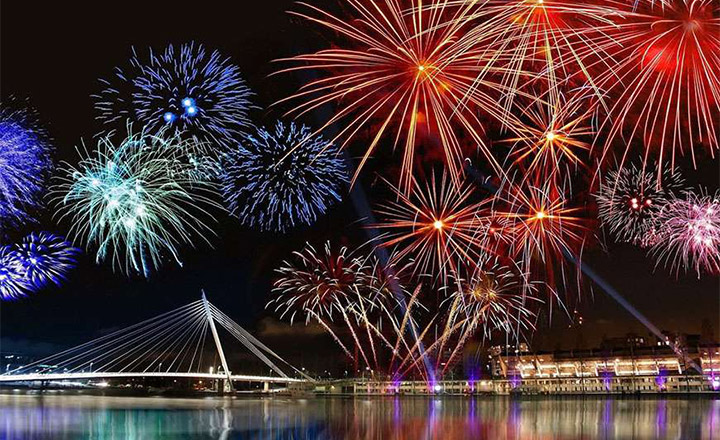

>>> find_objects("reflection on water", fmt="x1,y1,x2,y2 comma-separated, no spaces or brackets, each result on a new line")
0,394,718,439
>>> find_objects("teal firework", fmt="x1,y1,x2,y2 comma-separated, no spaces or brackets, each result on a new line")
53,126,220,277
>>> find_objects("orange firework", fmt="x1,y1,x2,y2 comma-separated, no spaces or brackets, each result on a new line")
274,0,520,194
504,89,595,183
493,179,589,302
436,257,540,375
373,172,484,283
596,0,720,174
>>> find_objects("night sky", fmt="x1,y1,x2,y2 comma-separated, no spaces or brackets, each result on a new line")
1,1,718,364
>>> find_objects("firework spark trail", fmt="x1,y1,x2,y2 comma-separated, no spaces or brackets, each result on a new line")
52,125,220,277
221,121,347,233
0,103,52,229
650,190,720,277
448,0,623,118
95,43,254,154
372,284,428,379
594,0,720,176
274,0,531,194
596,161,686,247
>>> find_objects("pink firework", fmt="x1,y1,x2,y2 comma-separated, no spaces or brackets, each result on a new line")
651,191,720,277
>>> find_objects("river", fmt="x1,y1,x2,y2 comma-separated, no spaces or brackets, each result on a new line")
0,393,718,439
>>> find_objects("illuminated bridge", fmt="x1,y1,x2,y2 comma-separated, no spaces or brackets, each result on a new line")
0,293,312,390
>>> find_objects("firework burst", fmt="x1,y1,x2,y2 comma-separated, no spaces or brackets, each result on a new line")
0,246,30,300
270,242,365,325
596,0,720,172
651,190,720,277
445,259,538,339
0,103,52,229
505,90,595,183
499,181,586,261
13,232,79,289
433,258,539,375
373,172,484,283
52,126,220,277
275,0,520,193
221,121,347,233
95,43,254,153
493,179,588,301
269,241,395,369
596,161,686,247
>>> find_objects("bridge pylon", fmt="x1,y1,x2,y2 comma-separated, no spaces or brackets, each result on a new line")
201,291,233,392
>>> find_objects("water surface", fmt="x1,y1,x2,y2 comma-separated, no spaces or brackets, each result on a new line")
1,393,718,439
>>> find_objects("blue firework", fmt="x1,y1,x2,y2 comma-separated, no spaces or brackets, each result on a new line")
0,245,30,300
13,232,79,289
222,122,348,232
95,43,254,153
0,104,52,228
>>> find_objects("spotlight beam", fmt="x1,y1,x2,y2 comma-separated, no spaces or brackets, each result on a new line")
565,251,702,374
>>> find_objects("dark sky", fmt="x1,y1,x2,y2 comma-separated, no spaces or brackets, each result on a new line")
0,0,718,362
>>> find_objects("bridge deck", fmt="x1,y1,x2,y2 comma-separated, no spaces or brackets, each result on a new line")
0,372,307,384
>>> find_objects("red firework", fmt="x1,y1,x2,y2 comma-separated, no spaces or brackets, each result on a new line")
454,0,623,114
596,0,720,173
504,88,595,184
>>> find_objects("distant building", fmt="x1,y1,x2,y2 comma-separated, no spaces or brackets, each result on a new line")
486,335,720,394
494,346,683,379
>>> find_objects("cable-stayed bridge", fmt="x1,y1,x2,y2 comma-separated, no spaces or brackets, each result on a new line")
0,293,311,390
